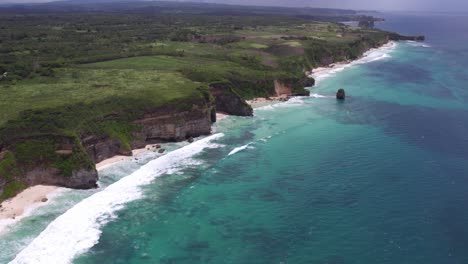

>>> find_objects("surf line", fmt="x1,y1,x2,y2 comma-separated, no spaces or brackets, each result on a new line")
10,133,224,264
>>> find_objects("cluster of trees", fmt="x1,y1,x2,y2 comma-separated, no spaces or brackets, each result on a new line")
0,1,386,82
0,13,284,81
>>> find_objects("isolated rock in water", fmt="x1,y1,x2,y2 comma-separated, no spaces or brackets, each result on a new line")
158,149,165,153
41,198,48,203
155,144,161,149
336,89,346,100
188,137,194,143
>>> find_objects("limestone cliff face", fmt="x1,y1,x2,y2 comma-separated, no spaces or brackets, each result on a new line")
83,137,127,164
132,104,215,147
24,167,98,189
210,83,253,116
0,99,216,200
274,79,311,97
82,103,215,164
274,80,293,96
0,136,99,201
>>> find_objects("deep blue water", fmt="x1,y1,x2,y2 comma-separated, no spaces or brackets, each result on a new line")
4,12,468,264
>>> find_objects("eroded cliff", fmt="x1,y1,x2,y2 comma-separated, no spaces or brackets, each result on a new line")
0,95,216,201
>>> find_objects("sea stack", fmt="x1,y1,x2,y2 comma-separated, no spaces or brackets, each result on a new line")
336,89,346,100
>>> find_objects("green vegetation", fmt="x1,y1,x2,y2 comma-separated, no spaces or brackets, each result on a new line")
0,153,21,179
13,137,94,176
0,152,25,201
0,180,27,201
0,1,391,201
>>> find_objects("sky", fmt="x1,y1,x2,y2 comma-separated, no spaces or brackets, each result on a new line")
0,0,467,12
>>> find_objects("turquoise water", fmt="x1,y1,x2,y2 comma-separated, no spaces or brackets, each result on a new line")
4,12,468,264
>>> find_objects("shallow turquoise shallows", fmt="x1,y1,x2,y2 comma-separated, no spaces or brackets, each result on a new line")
3,12,468,264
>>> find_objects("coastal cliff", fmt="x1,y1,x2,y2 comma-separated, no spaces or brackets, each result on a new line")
209,82,253,116
274,78,312,97
0,95,216,201
0,76,315,201
82,103,215,164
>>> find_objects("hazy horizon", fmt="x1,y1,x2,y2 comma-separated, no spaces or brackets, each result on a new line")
0,0,467,13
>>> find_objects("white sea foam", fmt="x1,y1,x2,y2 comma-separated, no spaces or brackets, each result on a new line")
227,143,254,156
406,40,431,48
311,41,397,85
10,133,224,264
0,188,66,236
310,93,330,98
255,104,275,111
255,97,307,112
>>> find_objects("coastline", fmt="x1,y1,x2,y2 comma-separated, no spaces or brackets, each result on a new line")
246,95,289,109
216,112,229,121
10,133,225,263
0,40,397,235
245,41,396,108
309,40,396,84
0,185,62,234
0,144,165,227
95,143,173,171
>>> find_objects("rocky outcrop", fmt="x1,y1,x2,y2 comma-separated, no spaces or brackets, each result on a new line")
24,167,98,189
274,80,293,96
132,104,214,145
81,102,215,164
0,98,215,201
275,79,311,97
0,137,99,201
336,89,346,100
83,137,128,164
303,77,315,87
210,82,253,116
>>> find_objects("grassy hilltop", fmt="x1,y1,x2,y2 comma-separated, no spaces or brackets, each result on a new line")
0,1,390,200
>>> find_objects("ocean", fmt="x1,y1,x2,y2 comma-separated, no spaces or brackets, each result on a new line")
2,11,468,264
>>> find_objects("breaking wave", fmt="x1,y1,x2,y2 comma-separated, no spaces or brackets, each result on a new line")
311,41,398,85
10,133,224,264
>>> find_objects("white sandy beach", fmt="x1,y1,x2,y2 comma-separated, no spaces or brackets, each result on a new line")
0,146,152,224
0,185,58,221
95,155,129,171
310,40,395,75
246,95,289,108
216,112,229,120
95,144,165,171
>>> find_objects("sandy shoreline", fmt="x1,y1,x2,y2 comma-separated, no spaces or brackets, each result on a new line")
0,145,158,226
246,41,395,108
216,112,229,121
308,40,395,77
0,138,191,227
95,144,167,170
246,95,289,108
0,185,58,222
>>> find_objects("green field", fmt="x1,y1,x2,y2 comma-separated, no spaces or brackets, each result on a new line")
0,68,202,125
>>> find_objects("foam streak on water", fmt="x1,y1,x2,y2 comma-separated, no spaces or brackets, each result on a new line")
10,133,224,264
227,143,254,156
